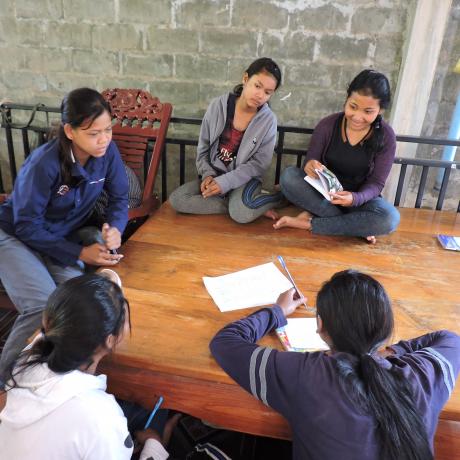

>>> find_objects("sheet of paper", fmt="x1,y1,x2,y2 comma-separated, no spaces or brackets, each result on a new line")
203,262,293,312
284,318,329,350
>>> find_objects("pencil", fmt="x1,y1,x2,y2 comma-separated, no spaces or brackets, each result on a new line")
143,396,164,430
277,255,313,312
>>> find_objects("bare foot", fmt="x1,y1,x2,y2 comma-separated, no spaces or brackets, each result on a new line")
366,236,376,244
264,209,279,220
273,211,312,230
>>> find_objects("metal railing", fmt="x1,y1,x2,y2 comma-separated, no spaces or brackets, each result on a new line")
1,102,460,212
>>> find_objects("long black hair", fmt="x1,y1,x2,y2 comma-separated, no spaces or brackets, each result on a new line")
317,270,433,460
346,69,391,155
233,57,282,96
59,88,111,186
8,274,130,385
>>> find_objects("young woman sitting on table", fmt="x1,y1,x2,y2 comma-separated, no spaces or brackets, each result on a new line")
169,57,284,223
0,273,178,459
0,88,127,385
210,270,459,460
274,69,400,243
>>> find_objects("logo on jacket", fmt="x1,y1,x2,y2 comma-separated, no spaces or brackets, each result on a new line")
56,185,70,196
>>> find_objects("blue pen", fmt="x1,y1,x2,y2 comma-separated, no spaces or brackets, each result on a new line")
143,396,164,430
277,255,313,312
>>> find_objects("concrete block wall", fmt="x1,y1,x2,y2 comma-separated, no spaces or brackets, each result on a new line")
0,0,409,128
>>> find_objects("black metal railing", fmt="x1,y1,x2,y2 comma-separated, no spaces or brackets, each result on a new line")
1,102,460,212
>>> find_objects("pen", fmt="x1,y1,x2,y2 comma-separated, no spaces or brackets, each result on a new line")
277,255,314,313
143,396,164,430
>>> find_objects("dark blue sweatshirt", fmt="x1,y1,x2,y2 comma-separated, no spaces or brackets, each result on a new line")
210,306,460,460
0,139,128,266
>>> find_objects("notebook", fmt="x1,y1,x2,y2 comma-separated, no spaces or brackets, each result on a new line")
276,317,329,352
437,235,460,251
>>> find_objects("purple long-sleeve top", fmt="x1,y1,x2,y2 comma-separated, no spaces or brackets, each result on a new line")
306,113,396,207
210,306,460,460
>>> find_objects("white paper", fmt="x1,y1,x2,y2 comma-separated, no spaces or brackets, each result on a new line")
203,262,293,312
284,318,329,350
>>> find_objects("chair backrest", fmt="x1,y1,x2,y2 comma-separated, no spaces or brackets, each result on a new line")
101,88,172,218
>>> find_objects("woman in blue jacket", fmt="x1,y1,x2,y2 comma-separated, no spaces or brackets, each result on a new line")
0,88,128,385
169,58,284,223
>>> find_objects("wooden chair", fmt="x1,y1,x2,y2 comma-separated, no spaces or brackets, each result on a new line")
101,88,172,221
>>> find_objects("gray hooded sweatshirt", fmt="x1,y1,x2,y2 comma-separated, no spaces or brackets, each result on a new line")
195,93,277,195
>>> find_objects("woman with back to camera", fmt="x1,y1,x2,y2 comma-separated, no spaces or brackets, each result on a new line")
0,88,128,385
169,57,284,223
0,273,177,459
274,70,400,243
210,270,460,460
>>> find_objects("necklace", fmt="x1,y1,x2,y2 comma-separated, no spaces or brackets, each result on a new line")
343,117,372,146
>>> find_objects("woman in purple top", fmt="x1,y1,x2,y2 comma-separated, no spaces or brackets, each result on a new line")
210,270,460,460
274,70,400,243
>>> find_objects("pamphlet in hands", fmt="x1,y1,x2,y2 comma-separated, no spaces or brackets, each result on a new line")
437,235,460,251
304,167,343,201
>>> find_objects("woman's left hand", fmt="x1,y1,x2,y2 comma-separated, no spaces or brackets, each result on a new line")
102,223,122,250
202,179,222,198
330,191,353,207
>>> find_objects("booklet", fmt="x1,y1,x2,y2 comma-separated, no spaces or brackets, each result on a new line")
276,317,329,352
437,235,460,251
304,167,343,201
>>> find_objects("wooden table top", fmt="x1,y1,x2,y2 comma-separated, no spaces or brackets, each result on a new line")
101,203,460,439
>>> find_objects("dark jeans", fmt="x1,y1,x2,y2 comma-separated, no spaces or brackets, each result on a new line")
280,166,400,237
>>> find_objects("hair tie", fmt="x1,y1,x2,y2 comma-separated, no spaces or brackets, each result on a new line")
40,327,47,341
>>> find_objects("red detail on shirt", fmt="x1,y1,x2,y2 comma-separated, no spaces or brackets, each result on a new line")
218,120,244,166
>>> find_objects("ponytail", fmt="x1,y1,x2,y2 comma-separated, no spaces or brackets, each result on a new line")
6,274,129,389
317,270,433,460
57,125,75,186
354,355,433,459
363,113,385,157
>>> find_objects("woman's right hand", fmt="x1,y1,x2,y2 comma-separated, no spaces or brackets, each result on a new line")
200,176,215,193
79,243,123,266
276,288,307,317
304,159,323,178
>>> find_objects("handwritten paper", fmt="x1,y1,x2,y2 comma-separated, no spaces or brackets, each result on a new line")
203,262,293,312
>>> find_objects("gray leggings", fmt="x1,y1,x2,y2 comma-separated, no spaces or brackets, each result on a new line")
169,178,284,224
0,227,103,385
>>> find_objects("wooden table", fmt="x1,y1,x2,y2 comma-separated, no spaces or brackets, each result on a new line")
101,204,460,441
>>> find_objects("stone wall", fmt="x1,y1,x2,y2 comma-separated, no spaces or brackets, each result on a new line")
0,0,409,124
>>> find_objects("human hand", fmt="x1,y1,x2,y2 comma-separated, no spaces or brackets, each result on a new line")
276,288,307,317
304,160,323,178
202,178,222,198
135,428,162,446
102,223,121,250
79,243,123,266
135,413,182,450
330,191,353,207
200,176,215,193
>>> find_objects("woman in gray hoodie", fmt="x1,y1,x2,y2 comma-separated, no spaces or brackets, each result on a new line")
169,58,284,223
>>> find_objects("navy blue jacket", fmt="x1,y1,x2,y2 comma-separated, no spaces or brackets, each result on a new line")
0,139,128,266
210,306,460,460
